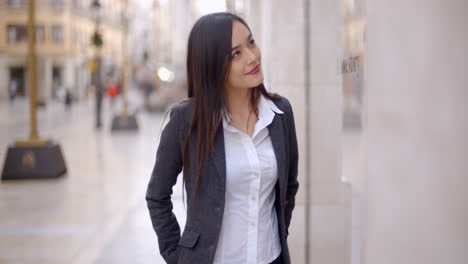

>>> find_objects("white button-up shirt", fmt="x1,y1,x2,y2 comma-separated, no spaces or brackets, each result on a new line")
213,95,283,264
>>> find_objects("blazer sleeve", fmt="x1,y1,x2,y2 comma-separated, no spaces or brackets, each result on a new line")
146,108,183,264
284,99,299,236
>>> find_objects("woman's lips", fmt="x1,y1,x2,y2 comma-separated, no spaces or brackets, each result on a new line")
247,65,260,75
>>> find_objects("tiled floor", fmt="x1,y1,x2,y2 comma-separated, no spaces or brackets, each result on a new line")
0,97,186,264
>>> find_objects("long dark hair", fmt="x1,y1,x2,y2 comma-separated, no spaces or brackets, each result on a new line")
182,12,280,200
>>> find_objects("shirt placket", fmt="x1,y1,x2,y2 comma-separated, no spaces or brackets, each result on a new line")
245,135,260,264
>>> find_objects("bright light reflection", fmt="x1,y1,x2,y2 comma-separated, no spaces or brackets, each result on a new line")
157,67,175,83
195,0,226,15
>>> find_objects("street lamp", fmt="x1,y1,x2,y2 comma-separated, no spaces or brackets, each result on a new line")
111,0,138,131
1,0,67,180
90,0,104,128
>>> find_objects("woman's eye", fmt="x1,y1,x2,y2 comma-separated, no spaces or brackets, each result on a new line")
232,51,240,58
249,39,255,46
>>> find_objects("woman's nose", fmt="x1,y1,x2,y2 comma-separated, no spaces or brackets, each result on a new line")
245,48,258,65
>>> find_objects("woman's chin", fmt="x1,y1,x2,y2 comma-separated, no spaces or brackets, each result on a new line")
250,74,264,87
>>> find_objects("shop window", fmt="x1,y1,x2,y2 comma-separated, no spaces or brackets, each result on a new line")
7,25,27,43
6,0,26,8
51,0,65,9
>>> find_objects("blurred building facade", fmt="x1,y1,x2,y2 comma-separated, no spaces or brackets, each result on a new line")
151,0,192,67
0,0,126,101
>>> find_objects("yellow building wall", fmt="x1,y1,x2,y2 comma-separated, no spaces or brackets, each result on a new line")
0,0,125,100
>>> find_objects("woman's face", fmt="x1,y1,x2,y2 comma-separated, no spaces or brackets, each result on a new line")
225,21,263,92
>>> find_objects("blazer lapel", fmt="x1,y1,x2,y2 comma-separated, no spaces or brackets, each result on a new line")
268,115,286,199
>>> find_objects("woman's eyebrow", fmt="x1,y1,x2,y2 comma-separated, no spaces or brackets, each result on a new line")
231,33,253,51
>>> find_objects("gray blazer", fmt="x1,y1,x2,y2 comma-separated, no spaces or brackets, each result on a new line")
146,96,299,264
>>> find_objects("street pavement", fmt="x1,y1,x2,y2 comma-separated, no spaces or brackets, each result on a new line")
0,97,186,264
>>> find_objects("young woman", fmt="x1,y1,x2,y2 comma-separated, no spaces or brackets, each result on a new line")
146,12,299,264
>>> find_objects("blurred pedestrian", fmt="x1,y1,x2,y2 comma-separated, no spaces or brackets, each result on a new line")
107,82,118,108
64,89,73,109
146,13,299,264
9,79,17,102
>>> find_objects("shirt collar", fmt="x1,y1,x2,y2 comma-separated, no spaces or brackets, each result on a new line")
222,94,283,132
262,94,284,115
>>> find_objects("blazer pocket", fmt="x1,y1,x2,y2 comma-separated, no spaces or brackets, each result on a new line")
178,229,200,248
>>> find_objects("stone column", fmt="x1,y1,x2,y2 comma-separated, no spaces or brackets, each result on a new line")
42,56,52,100
0,57,8,99
364,1,468,263
37,56,47,103
37,56,54,102
75,57,85,101
307,1,350,263
64,56,74,93
246,0,350,263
